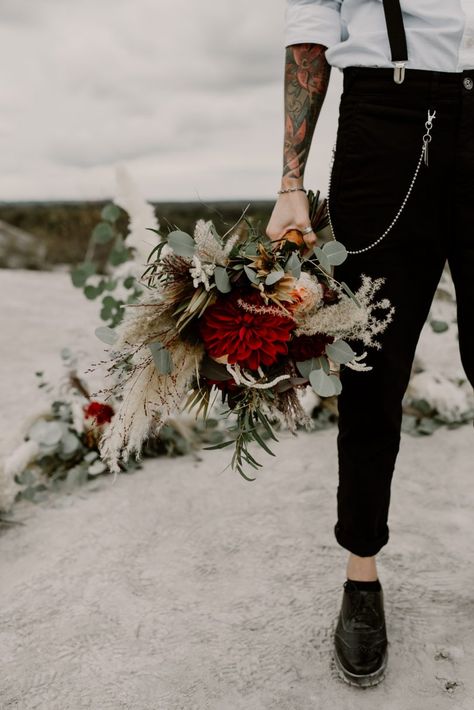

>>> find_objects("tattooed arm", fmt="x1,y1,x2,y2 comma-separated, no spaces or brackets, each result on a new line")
267,43,331,246
282,43,331,184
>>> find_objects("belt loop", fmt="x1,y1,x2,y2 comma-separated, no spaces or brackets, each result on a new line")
382,0,408,83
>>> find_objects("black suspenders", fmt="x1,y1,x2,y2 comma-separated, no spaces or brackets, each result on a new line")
382,0,408,83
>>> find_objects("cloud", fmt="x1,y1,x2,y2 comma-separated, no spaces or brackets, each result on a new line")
0,0,342,200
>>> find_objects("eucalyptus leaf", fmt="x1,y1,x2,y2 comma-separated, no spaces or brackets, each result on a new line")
322,240,348,266
95,326,118,345
71,262,96,288
401,414,418,433
92,222,115,244
65,465,88,488
296,358,322,379
430,319,449,334
214,266,231,293
309,369,339,397
149,340,173,374
28,420,64,447
60,431,81,457
109,247,130,266
244,265,260,284
325,339,356,364
88,460,108,475
417,417,441,435
101,203,121,223
411,398,433,416
16,468,36,486
123,276,136,289
84,285,100,300
285,252,301,278
314,246,331,272
167,230,195,258
265,270,285,286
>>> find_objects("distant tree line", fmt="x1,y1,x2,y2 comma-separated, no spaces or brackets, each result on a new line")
0,200,274,267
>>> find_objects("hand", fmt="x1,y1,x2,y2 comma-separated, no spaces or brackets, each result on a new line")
266,189,317,253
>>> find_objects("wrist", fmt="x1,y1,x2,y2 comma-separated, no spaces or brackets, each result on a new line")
280,174,305,189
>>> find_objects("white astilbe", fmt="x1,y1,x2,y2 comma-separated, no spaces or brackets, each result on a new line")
189,255,216,290
97,296,204,475
193,219,240,265
345,352,373,372
296,275,394,349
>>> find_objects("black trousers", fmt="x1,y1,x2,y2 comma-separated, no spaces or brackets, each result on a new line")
330,66,474,557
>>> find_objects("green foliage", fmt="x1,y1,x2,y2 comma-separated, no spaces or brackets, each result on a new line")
296,357,327,379
95,326,118,345
285,252,301,278
430,319,449,333
325,339,356,364
309,368,342,397
214,266,231,293
204,396,279,481
69,202,142,328
265,270,285,285
92,222,115,244
71,261,96,287
101,203,121,222
149,341,173,375
167,230,195,257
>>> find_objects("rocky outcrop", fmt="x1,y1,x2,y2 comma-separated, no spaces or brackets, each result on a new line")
0,219,47,269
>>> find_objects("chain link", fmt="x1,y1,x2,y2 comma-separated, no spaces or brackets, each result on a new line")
326,108,436,255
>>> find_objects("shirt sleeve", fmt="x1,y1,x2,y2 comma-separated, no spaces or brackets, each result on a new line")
284,0,342,48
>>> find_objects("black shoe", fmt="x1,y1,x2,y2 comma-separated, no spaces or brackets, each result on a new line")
333,580,388,688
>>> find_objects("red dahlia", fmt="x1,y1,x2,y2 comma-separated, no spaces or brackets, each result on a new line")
83,401,115,425
289,333,334,361
199,291,294,371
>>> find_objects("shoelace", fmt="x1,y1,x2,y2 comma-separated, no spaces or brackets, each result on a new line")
344,584,381,628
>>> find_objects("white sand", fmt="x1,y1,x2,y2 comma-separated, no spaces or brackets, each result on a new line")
0,268,473,709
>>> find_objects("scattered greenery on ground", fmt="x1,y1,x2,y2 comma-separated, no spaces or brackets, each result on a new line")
402,396,474,436
12,349,227,506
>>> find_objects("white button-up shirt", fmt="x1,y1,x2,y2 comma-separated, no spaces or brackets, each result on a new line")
285,0,474,72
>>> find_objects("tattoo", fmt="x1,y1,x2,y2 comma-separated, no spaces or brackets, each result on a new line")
283,44,331,180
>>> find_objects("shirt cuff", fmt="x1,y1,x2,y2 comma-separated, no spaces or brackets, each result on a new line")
284,2,342,49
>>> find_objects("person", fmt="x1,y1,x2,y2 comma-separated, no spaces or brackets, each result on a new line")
266,0,474,688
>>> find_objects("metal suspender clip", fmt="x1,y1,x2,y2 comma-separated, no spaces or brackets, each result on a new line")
382,0,408,84
393,61,406,84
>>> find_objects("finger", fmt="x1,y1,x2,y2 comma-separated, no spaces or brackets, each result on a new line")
302,230,317,249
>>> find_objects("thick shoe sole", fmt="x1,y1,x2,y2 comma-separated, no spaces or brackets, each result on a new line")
333,647,388,688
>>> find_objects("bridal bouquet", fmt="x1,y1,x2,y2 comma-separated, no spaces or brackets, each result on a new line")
93,191,394,479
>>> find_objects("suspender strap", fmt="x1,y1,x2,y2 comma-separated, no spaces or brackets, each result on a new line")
382,0,408,83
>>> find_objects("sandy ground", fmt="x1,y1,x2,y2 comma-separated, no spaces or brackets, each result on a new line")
0,269,473,710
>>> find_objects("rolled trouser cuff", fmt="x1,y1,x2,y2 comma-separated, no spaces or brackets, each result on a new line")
334,522,389,557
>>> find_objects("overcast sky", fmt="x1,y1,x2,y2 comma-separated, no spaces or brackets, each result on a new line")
0,0,343,202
